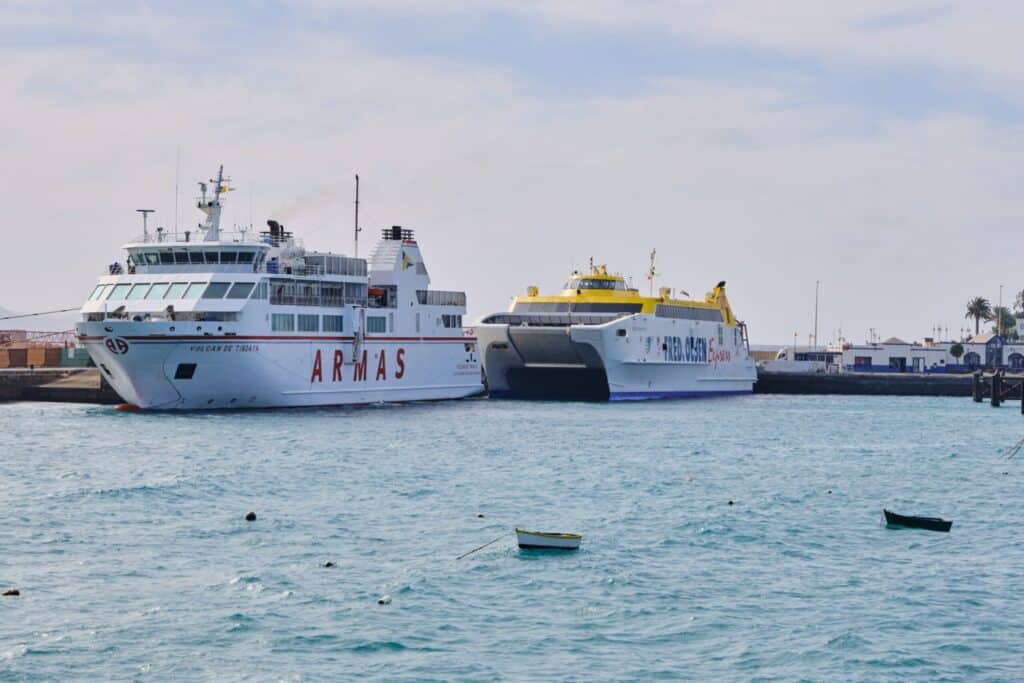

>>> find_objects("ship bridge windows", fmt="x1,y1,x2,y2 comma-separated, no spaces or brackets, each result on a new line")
145,283,170,299
165,282,188,299
220,252,238,264
142,253,160,265
183,283,207,299
126,283,151,300
189,252,205,264
108,284,132,300
237,252,255,264
201,282,231,299
566,278,626,291
159,252,174,265
204,251,219,263
174,252,190,265
227,282,255,299
88,284,111,301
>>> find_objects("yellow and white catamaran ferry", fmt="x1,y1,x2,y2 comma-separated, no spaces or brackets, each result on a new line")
476,260,756,400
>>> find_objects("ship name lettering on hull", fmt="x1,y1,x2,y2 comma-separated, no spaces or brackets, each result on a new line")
311,348,406,383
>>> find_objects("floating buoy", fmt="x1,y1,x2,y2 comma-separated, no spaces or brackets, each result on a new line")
377,594,392,605
476,513,485,518
727,500,734,506
3,589,19,596
245,511,257,522
323,561,335,568
686,475,694,482
827,490,832,494
115,403,141,412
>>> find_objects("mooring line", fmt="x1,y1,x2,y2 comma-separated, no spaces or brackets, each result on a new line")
456,534,507,560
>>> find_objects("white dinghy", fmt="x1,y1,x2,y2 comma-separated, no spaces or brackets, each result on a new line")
515,528,582,550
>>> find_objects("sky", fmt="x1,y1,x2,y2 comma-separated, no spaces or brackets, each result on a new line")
2,0,1023,343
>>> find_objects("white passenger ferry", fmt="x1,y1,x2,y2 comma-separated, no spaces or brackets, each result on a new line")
76,167,482,409
477,262,756,400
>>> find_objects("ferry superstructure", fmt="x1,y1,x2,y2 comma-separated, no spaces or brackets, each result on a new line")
76,167,482,409
477,263,756,400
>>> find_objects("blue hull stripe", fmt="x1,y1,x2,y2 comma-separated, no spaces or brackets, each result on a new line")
609,390,752,401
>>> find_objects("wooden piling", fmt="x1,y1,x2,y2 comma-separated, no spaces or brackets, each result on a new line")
973,372,983,402
992,371,1002,407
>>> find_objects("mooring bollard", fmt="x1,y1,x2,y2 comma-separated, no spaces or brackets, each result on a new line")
973,372,983,403
991,371,1002,407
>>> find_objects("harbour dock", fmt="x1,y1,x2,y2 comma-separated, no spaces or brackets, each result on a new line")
754,369,973,397
0,368,120,404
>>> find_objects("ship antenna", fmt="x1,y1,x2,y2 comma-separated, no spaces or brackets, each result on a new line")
136,209,154,241
354,174,362,258
646,248,658,297
174,145,180,233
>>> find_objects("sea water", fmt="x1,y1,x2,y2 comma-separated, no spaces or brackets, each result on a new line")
1,395,1022,681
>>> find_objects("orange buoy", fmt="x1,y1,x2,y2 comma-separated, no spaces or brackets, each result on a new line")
115,403,141,411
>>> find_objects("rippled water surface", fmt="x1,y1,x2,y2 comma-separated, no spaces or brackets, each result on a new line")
1,395,1023,680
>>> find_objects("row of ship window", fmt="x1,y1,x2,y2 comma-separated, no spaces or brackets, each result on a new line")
267,314,462,333
133,250,260,265
89,281,266,302
270,314,348,333
269,314,387,333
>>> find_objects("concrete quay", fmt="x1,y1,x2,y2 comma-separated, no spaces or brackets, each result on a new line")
0,368,121,404
754,370,973,397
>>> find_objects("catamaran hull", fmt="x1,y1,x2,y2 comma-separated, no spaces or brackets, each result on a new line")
78,322,482,410
479,314,756,401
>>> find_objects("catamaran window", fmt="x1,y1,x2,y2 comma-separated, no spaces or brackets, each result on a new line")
126,283,151,300
204,251,219,263
164,282,189,299
202,282,231,299
271,313,295,331
143,253,159,265
174,252,190,264
512,302,570,313
159,252,174,265
227,283,254,299
145,283,170,300
568,278,625,290
298,314,319,332
88,284,110,301
366,316,386,333
108,284,132,300
237,252,255,264
220,252,238,264
189,252,205,264
570,303,642,313
183,283,207,299
323,315,344,332
654,305,723,322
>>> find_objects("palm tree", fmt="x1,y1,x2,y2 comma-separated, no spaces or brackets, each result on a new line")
965,297,992,336
1015,289,1024,314
992,305,1018,339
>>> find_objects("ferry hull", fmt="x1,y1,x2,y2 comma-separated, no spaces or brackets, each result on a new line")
78,321,482,410
479,315,756,401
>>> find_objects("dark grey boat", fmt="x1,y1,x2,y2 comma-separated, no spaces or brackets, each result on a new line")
884,509,952,532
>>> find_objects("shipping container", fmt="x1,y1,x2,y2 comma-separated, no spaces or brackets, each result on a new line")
0,348,29,368
27,347,63,367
